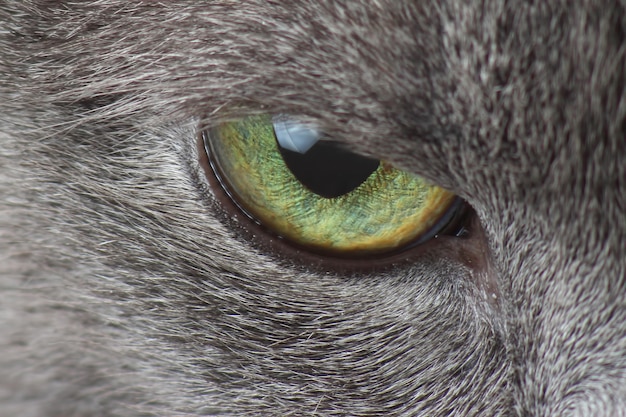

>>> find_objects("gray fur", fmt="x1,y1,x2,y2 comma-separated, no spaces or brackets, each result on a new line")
0,1,624,416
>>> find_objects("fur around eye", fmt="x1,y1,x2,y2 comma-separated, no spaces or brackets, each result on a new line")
202,115,462,258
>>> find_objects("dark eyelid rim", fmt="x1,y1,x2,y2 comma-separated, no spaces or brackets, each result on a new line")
198,128,474,274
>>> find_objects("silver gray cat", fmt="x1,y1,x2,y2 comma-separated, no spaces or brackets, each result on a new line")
1,1,624,416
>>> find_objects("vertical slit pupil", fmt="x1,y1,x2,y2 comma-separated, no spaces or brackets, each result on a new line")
277,138,380,198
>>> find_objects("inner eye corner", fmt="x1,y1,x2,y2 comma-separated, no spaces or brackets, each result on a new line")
198,114,469,265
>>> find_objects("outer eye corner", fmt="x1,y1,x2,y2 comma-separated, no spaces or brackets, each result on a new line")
200,114,465,264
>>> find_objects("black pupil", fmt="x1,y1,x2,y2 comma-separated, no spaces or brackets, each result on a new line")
277,139,380,198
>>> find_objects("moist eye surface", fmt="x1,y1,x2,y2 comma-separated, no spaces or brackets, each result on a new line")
203,114,458,256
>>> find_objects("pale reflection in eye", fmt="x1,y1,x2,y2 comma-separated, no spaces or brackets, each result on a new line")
272,116,320,154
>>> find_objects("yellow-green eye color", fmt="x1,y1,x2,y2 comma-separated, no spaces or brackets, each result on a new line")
206,114,457,256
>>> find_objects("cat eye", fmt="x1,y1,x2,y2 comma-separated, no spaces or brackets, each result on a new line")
202,115,461,257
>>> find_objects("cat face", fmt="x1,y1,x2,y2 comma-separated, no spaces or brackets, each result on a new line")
0,1,624,416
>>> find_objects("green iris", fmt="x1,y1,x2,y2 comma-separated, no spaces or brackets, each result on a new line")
207,115,456,255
